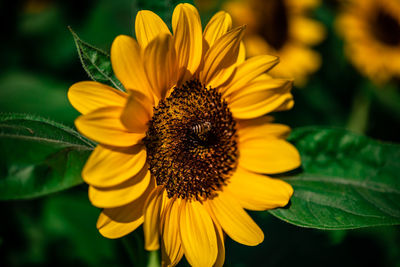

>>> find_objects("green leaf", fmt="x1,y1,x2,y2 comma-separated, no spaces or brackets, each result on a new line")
0,71,79,124
69,27,124,91
269,127,400,229
0,113,94,200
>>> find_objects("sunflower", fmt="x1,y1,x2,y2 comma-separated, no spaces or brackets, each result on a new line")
337,0,400,84
68,3,300,267
224,0,325,86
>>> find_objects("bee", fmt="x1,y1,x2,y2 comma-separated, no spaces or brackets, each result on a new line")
192,121,212,135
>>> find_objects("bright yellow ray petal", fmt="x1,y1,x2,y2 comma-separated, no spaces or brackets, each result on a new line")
237,41,246,65
172,3,203,83
89,166,151,208
159,191,171,232
179,200,218,267
243,35,271,58
143,33,178,100
143,186,164,250
213,221,225,267
226,167,293,211
286,0,321,12
207,191,264,246
239,138,301,174
135,10,171,48
269,44,321,86
200,26,245,88
202,203,226,267
120,90,153,133
75,106,145,147
237,117,291,143
162,242,184,267
97,181,154,239
161,198,184,267
97,210,143,240
82,144,146,188
290,17,325,46
203,11,232,48
229,77,294,119
68,81,127,115
222,55,279,97
223,0,256,28
111,35,153,100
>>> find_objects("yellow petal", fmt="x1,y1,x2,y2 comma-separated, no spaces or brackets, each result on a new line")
89,166,151,208
207,191,264,246
97,182,154,239
68,81,127,115
200,26,245,88
161,198,184,267
143,34,178,100
223,1,256,30
286,0,321,10
290,17,325,45
203,11,232,48
120,90,153,133
239,138,301,174
82,144,146,188
159,191,171,231
202,203,225,267
97,210,143,240
172,3,203,82
237,41,246,65
244,35,271,58
75,106,145,147
237,116,291,143
179,200,218,267
111,35,153,100
226,167,293,210
135,10,171,48
143,186,164,250
222,55,279,97
213,221,225,267
229,77,294,119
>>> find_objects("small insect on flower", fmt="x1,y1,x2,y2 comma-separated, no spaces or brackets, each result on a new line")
68,3,300,267
192,121,212,135
191,121,212,141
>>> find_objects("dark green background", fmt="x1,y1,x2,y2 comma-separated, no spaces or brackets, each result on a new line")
0,0,399,266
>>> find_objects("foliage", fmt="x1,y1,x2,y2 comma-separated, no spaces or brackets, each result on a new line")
69,27,125,91
1,113,399,231
1,0,400,266
0,113,93,200
270,128,400,229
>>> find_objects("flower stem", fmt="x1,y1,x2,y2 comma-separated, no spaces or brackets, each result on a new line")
346,85,372,134
147,250,161,267
121,235,161,267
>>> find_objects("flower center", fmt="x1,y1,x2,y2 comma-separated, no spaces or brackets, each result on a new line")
370,7,400,46
254,0,289,51
144,80,238,200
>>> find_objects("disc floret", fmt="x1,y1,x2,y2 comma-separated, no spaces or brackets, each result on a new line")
144,80,238,200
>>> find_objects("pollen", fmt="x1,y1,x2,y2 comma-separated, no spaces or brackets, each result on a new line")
144,80,238,200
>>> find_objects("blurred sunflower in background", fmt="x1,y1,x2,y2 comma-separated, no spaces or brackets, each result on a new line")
224,0,325,86
68,3,300,266
337,0,400,84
